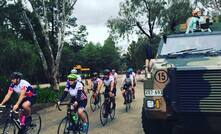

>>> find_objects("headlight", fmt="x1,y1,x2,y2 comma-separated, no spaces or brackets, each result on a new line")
147,100,154,108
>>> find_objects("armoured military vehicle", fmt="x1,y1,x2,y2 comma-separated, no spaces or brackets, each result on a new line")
142,27,221,133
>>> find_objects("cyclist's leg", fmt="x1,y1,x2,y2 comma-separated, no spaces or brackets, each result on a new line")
78,99,88,123
122,89,126,104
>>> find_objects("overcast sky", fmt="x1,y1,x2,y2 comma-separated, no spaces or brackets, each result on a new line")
73,0,122,44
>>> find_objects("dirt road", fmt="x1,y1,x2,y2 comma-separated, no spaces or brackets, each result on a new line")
38,75,145,134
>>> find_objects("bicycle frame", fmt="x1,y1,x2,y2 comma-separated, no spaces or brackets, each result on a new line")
1,105,25,133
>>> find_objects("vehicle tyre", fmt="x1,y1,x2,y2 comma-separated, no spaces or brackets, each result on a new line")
142,108,173,134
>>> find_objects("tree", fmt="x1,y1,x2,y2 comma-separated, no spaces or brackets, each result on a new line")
125,36,160,70
161,0,191,33
4,0,79,90
107,0,166,43
198,0,221,15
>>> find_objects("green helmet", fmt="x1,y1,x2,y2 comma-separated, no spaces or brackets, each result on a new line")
67,74,78,80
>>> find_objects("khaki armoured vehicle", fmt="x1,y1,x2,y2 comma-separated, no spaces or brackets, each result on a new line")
142,31,221,134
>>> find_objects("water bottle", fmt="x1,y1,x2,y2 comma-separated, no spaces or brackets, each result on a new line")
71,112,78,123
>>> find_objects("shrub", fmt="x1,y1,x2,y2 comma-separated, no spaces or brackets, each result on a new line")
35,86,65,103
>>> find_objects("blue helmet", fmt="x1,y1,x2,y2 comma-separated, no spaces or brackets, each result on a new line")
128,68,133,73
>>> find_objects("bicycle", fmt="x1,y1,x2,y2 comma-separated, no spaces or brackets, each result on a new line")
124,88,132,112
100,93,115,126
90,91,102,112
57,102,89,134
0,105,41,134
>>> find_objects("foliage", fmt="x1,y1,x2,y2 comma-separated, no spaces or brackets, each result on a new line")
124,36,160,70
161,0,192,34
0,35,46,83
35,86,65,103
107,0,166,42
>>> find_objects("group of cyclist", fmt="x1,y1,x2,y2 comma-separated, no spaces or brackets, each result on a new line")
0,68,136,133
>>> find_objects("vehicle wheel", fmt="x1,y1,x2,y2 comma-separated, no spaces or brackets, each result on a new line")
2,122,16,134
26,113,41,134
142,108,172,134
100,103,108,126
90,95,96,112
57,117,70,134
79,111,89,134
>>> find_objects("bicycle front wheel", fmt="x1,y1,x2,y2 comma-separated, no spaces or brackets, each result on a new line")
27,113,41,134
2,122,16,134
100,103,108,126
110,101,116,120
90,95,97,112
57,117,70,134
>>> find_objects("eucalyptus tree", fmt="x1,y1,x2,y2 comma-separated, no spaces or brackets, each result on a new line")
16,0,78,90
107,0,166,44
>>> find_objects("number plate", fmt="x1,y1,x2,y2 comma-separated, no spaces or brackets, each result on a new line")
145,89,162,97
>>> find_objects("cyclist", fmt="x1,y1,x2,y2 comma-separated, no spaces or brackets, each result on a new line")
111,69,118,96
121,71,133,104
91,72,103,105
102,69,116,117
128,68,136,99
57,74,88,132
0,72,36,127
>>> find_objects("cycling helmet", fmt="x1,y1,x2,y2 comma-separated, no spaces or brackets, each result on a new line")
71,69,77,74
128,68,133,73
10,72,23,80
67,74,78,80
103,69,110,75
92,72,98,77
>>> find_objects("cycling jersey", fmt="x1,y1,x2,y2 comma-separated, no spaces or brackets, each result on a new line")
103,75,114,88
123,75,133,85
91,77,102,91
60,81,87,102
8,79,36,97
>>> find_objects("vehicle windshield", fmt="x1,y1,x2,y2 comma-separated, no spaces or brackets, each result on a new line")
159,34,221,56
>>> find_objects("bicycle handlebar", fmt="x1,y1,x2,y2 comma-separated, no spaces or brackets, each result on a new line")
56,103,70,111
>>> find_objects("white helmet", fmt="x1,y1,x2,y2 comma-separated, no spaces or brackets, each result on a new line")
71,69,77,74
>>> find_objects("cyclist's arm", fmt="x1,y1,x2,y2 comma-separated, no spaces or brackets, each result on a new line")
97,80,103,93
0,88,13,105
59,91,68,102
110,80,114,92
15,87,26,106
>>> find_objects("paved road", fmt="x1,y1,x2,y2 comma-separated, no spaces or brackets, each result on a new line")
37,75,145,134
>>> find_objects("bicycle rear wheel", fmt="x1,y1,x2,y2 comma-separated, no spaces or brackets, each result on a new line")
90,95,97,112
100,103,108,126
57,117,71,134
79,111,89,134
2,122,16,134
26,113,41,134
